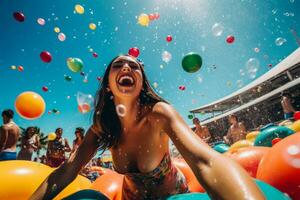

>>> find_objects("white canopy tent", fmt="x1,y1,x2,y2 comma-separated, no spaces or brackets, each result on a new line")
190,47,300,114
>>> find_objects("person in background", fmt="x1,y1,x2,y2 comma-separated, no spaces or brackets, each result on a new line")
223,114,247,145
192,117,211,143
17,126,40,160
0,109,20,161
46,128,71,167
281,91,296,120
69,127,85,158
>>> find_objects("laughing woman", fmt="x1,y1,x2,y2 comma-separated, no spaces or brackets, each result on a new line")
30,55,264,200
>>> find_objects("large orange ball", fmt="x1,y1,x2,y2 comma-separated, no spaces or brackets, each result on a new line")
91,171,123,200
0,161,91,200
257,132,300,199
224,147,270,178
15,91,46,119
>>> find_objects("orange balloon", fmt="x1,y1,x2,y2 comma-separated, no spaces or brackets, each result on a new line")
257,132,300,199
224,147,270,178
78,103,91,113
91,171,123,200
0,160,91,200
173,158,205,193
15,91,46,119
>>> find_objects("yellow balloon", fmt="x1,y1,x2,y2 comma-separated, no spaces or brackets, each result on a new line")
48,132,57,141
75,4,85,14
11,65,17,70
229,140,253,150
0,161,91,200
246,131,260,142
287,120,300,132
137,13,150,27
89,23,96,30
54,27,60,33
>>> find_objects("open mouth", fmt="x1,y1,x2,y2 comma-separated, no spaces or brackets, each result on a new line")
117,74,135,87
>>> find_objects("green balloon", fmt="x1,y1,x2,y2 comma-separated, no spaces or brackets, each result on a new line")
64,75,72,81
188,114,194,119
254,126,294,147
182,52,202,73
67,57,84,72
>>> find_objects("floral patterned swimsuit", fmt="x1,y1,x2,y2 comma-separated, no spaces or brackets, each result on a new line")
115,153,189,200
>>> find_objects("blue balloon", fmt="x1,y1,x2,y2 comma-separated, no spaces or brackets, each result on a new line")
254,126,294,147
213,143,229,153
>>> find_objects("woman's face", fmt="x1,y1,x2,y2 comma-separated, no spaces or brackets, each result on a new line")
28,127,35,137
108,56,143,99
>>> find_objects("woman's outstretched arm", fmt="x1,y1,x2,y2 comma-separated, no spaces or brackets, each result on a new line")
30,127,100,200
153,102,265,200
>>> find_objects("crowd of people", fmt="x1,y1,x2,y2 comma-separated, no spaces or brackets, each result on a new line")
191,91,298,146
0,109,112,181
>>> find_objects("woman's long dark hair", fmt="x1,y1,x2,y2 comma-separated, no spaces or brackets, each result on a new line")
24,126,38,139
93,55,168,153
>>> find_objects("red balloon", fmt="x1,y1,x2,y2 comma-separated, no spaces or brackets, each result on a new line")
97,77,102,81
257,133,300,199
128,47,140,58
40,51,52,63
148,13,156,21
154,12,160,19
93,52,98,58
42,86,48,92
226,35,235,44
17,66,24,72
13,12,25,22
294,111,300,120
166,35,173,42
225,147,270,178
271,137,282,146
179,86,186,91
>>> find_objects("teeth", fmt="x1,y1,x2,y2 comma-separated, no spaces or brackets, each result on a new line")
118,75,134,84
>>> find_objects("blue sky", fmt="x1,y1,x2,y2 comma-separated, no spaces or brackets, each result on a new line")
0,0,299,143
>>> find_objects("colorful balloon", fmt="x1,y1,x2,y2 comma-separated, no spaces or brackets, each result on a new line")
97,77,102,81
64,75,72,81
40,51,52,63
128,47,140,57
58,33,66,41
15,91,46,120
67,58,84,72
148,13,156,20
188,115,194,119
182,52,202,73
89,23,96,30
294,111,300,120
179,85,186,91
42,86,48,92
162,51,172,63
92,52,98,58
17,66,24,72
0,161,91,200
54,27,60,33
77,92,93,114
75,4,85,14
226,35,235,44
11,65,17,70
211,23,224,37
271,137,282,146
37,18,45,26
257,133,300,199
166,35,173,42
137,13,150,27
48,132,57,141
13,12,25,22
